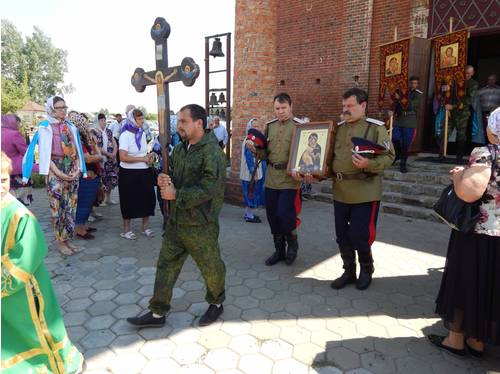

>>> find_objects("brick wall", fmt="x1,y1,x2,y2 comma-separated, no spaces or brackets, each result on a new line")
227,0,278,203
229,0,430,202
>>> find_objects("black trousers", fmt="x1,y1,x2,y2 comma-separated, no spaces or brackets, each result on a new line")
265,188,301,235
334,200,380,253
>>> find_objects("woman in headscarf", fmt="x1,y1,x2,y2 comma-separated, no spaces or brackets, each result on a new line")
1,114,38,205
22,96,86,256
118,109,156,240
239,118,265,223
91,113,119,205
70,111,104,240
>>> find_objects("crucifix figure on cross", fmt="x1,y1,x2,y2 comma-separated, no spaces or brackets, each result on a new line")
131,17,200,215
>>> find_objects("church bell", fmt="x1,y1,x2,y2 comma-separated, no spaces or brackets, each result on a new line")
209,92,219,106
209,38,224,58
218,92,226,104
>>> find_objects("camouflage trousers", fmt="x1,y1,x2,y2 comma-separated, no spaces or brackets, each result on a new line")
448,110,470,143
149,223,226,315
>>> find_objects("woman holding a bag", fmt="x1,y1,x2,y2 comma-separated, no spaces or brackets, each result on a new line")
428,107,500,357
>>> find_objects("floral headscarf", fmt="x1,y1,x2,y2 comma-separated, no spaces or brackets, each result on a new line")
246,118,257,135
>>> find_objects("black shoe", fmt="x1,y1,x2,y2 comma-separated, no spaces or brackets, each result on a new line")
330,269,356,289
284,233,298,265
127,311,165,327
465,340,484,358
427,334,466,357
199,304,223,326
265,235,286,266
87,227,97,232
399,159,408,173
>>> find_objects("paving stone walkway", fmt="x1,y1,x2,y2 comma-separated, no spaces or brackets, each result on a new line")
26,188,500,374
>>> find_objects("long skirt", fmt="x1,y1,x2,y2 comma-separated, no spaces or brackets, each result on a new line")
435,229,500,345
46,159,79,242
118,167,156,219
75,177,100,225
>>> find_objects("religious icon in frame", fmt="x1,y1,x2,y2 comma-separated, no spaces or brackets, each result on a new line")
287,121,335,178
440,42,459,69
385,52,402,77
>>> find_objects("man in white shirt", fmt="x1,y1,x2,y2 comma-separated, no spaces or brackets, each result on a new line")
107,113,123,141
211,116,228,148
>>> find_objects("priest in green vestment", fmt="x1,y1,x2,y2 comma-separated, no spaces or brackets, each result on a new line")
1,152,84,373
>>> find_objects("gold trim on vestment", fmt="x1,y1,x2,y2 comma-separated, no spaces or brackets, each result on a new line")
1,348,45,369
2,254,30,283
26,281,61,373
31,277,67,373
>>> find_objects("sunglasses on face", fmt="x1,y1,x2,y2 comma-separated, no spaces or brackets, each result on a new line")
54,106,68,111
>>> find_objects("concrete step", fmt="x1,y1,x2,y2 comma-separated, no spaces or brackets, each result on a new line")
381,202,441,222
383,191,438,209
384,180,445,198
383,169,450,186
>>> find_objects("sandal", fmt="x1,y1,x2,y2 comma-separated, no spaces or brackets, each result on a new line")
427,334,465,357
57,243,74,256
142,228,154,237
76,232,95,240
66,241,83,252
120,231,137,240
465,339,484,358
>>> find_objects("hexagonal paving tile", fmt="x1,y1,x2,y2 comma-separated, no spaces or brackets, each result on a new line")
230,334,260,355
142,358,180,374
80,329,116,349
280,325,312,345
64,311,90,327
63,298,93,313
181,280,204,291
204,347,239,371
261,338,294,360
88,300,118,316
324,346,360,371
239,353,273,374
109,352,148,374
83,347,117,371
140,339,177,360
250,322,281,340
91,289,118,302
234,296,259,309
171,343,206,365
169,328,202,344
112,304,142,319
166,311,196,328
273,358,309,374
178,364,215,374
110,333,145,355
221,320,251,336
113,292,141,305
198,329,232,349
84,315,116,331
66,287,95,300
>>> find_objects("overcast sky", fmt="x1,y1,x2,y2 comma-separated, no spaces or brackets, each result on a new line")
2,0,235,115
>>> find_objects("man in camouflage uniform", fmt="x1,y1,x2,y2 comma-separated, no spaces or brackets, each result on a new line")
446,65,478,164
127,104,227,327
247,93,304,266
390,76,423,173
330,88,395,290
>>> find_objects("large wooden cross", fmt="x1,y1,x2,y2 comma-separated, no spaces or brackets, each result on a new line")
131,17,200,174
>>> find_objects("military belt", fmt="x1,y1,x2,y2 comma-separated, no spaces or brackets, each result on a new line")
268,162,288,170
333,171,375,181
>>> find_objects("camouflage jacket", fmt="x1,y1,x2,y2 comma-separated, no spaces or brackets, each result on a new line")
169,131,226,226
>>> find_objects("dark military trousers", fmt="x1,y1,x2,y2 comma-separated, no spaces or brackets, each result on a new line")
392,126,416,158
333,201,380,254
149,223,226,315
265,188,301,234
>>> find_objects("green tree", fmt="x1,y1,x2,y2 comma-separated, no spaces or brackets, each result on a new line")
1,20,26,83
1,75,29,114
24,26,68,103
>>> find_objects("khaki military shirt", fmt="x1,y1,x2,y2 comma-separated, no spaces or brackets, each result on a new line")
331,117,395,204
257,117,301,190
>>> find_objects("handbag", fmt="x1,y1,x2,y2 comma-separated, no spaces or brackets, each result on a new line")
433,185,481,233
433,144,497,233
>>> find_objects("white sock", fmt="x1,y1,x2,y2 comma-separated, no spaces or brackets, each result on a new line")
213,304,222,307
152,313,163,318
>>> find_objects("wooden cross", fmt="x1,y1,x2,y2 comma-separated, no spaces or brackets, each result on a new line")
131,17,200,174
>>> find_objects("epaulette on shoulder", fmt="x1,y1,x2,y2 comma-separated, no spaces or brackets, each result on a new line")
265,118,278,126
293,117,305,124
337,120,346,126
366,118,385,126
415,89,423,94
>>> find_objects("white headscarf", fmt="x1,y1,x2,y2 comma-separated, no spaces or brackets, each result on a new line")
93,115,109,150
45,96,65,124
246,118,257,135
487,107,500,137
